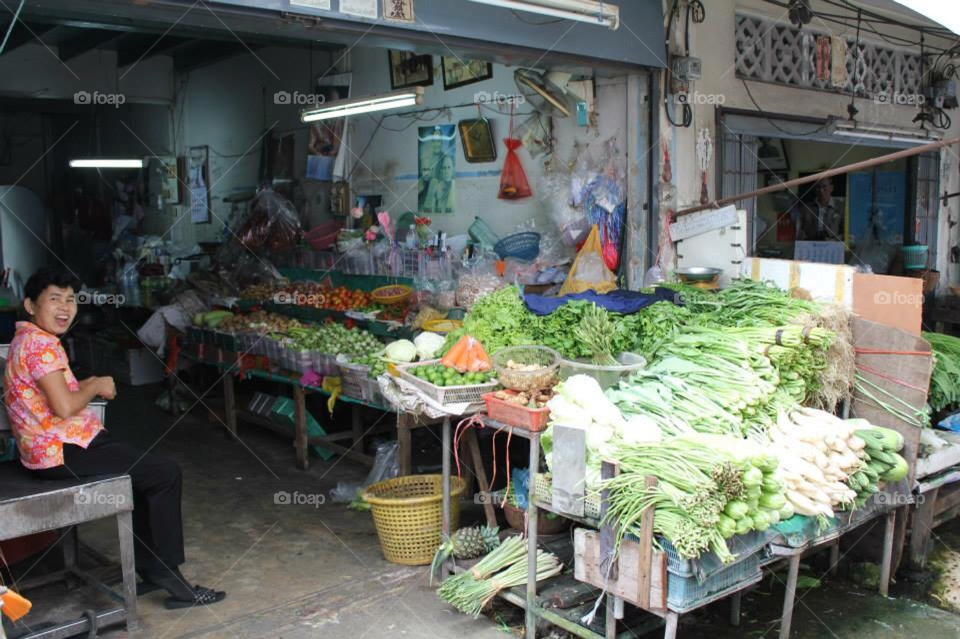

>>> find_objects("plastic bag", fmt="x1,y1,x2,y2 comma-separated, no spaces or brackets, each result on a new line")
330,441,399,503
456,253,503,308
237,188,303,253
559,225,617,295
498,138,533,200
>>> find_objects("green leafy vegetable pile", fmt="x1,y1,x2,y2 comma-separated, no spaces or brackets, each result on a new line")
923,331,960,412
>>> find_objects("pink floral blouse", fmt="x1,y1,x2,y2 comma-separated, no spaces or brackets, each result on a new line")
4,321,103,469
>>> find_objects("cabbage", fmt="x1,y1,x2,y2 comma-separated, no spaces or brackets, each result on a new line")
384,339,417,362
546,395,592,426
414,332,446,360
619,414,662,444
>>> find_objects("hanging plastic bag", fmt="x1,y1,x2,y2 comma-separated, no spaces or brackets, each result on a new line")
498,107,533,200
559,225,617,295
498,139,533,199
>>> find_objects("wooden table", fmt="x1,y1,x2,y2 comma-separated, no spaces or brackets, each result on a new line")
181,352,389,470
0,466,138,638
762,506,899,639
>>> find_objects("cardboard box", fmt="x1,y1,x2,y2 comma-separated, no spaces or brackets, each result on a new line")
852,273,924,336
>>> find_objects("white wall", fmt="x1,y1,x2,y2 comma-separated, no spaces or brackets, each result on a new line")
0,43,173,103
0,186,51,282
144,46,335,246
660,0,960,285
348,46,632,239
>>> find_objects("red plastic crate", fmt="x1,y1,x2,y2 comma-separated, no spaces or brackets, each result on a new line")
482,391,551,432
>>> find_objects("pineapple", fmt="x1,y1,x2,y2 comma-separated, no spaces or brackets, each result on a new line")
430,526,501,585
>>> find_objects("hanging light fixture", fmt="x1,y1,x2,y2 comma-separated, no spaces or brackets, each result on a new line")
69,158,144,169
301,87,424,123
467,0,619,30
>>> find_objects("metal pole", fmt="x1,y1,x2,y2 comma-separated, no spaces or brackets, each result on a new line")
526,431,541,639
676,135,960,217
441,416,451,571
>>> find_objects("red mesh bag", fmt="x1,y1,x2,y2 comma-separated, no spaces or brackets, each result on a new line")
498,137,533,200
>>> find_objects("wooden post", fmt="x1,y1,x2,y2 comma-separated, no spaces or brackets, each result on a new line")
828,541,840,576
664,611,679,639
465,428,497,528
910,487,937,569
730,592,742,627
293,385,309,471
351,404,365,454
779,554,801,639
223,374,237,439
880,508,897,597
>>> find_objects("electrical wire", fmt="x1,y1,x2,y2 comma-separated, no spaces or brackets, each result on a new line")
741,79,831,136
508,10,564,25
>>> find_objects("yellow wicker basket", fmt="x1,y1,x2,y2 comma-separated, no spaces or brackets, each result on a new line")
364,474,466,565
371,285,413,306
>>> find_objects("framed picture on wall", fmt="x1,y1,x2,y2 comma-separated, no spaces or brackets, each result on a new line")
458,118,497,163
388,51,434,89
441,58,493,90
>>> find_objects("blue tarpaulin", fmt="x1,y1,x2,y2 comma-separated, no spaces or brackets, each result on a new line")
523,288,677,316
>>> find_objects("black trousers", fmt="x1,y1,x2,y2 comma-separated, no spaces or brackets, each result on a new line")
30,431,185,573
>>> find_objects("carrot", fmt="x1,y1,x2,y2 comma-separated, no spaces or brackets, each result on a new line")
455,337,475,372
441,336,468,368
474,343,492,371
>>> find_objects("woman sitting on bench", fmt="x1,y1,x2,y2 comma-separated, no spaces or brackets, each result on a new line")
4,266,225,609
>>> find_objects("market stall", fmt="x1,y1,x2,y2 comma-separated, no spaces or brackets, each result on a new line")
350,274,927,639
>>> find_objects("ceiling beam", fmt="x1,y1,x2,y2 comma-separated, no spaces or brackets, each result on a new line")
172,41,256,73
58,28,127,62
0,22,57,56
116,33,193,68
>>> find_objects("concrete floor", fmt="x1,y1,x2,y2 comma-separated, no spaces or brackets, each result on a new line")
8,380,506,639
9,380,960,639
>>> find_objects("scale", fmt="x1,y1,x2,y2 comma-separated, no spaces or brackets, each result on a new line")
677,266,723,290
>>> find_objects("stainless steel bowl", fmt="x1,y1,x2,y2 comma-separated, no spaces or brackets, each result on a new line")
677,267,724,282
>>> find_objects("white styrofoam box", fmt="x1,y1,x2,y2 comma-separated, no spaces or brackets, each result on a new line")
740,257,855,308
676,209,748,288
104,349,166,386
89,399,107,427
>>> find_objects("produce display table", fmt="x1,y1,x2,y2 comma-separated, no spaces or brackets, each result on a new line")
761,505,899,639
909,467,960,569
180,351,389,470
0,466,138,638
396,411,497,528
439,417,759,639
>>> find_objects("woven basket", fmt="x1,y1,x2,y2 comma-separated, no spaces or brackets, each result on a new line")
364,475,466,565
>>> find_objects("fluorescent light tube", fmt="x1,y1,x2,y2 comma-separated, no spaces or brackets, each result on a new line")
832,125,941,145
468,0,619,29
69,158,144,169
301,88,424,122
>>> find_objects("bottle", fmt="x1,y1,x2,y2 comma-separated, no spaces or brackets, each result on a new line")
407,225,417,249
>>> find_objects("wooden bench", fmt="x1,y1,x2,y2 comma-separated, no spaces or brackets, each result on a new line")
0,463,138,639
